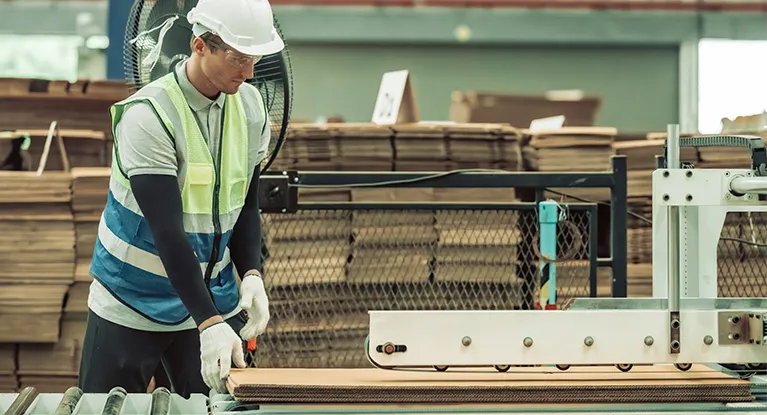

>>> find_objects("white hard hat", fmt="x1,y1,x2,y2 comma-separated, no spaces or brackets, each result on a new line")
187,0,284,56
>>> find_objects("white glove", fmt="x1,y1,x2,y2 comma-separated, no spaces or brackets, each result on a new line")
239,275,270,340
199,322,247,394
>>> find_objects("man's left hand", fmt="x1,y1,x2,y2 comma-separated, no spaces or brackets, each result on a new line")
239,273,270,340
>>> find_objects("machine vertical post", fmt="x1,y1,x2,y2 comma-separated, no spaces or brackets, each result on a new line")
666,123,682,354
537,200,559,310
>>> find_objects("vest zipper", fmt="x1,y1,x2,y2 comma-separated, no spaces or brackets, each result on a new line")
203,101,226,301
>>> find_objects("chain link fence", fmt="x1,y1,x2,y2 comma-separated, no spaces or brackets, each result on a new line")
248,203,599,369
719,211,767,297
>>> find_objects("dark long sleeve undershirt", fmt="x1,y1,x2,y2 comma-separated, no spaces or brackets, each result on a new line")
229,167,262,276
130,174,219,326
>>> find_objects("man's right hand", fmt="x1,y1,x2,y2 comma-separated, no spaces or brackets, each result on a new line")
199,321,247,394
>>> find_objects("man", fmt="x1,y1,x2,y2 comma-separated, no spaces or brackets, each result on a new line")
79,0,284,397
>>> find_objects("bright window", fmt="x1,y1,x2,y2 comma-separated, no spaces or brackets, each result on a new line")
698,39,767,134
0,35,81,81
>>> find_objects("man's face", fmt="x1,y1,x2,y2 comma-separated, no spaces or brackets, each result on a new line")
198,36,260,95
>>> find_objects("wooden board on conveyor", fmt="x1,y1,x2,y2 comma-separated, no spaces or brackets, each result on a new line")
227,365,753,405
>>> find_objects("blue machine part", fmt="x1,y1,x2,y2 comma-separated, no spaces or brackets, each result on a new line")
538,200,560,310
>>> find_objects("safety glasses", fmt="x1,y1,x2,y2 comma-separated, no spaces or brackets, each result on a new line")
224,50,262,69
202,34,262,69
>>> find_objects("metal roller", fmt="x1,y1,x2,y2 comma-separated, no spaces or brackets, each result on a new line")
101,386,127,415
53,386,84,415
150,387,171,415
4,386,38,415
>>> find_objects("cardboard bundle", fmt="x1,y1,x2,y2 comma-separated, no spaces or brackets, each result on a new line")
347,188,436,284
0,345,17,392
432,188,520,286
390,124,450,171
0,78,128,139
444,123,523,171
70,168,109,282
523,127,617,202
0,171,74,343
450,90,601,128
17,254,89,393
261,188,352,288
280,124,341,171
326,123,393,171
612,139,698,202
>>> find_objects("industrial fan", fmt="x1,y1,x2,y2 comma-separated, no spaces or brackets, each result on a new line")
122,0,293,174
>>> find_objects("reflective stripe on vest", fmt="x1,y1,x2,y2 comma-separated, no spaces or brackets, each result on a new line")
89,72,265,325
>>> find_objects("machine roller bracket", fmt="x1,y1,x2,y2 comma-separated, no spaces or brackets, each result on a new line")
259,171,298,213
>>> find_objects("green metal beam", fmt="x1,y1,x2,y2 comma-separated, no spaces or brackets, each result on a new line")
273,5,767,45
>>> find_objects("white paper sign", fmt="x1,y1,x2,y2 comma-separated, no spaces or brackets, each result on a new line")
529,115,566,132
371,70,411,125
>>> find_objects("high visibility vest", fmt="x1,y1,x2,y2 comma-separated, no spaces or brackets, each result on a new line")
89,71,264,325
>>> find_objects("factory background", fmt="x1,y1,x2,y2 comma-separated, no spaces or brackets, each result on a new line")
2,0,766,133
1,0,767,404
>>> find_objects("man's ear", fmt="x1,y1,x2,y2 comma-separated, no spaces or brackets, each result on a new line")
191,37,207,56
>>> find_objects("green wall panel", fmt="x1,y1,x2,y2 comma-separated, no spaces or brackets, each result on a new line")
286,43,679,132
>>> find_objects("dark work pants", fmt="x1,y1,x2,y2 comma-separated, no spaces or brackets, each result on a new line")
78,309,249,398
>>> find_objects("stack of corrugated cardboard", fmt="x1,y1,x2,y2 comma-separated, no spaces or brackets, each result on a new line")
449,90,601,128
328,123,393,171
0,171,73,344
523,127,617,202
611,135,698,298
269,122,522,173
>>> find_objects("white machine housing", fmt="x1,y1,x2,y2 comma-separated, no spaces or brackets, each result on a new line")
366,126,767,372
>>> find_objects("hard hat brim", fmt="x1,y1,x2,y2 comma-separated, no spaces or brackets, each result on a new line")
229,33,285,57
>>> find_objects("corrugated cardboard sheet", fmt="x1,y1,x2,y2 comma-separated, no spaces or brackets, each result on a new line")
227,365,753,404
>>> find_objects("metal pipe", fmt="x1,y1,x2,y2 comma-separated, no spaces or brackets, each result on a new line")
101,386,127,415
4,386,38,415
150,387,172,415
53,387,83,415
666,124,682,354
730,176,767,195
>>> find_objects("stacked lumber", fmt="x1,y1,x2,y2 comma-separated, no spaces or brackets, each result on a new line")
0,171,74,343
522,127,617,202
0,78,129,140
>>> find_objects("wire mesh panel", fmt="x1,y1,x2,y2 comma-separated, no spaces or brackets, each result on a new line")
249,203,597,369
718,211,767,297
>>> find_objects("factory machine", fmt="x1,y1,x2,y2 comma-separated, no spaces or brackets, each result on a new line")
366,124,767,377
8,125,767,414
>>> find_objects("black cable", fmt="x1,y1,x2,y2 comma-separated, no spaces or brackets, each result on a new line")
293,166,767,249
545,188,767,249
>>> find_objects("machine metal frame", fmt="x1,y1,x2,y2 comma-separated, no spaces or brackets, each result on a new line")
364,125,767,376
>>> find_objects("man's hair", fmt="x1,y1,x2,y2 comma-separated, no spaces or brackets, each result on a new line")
190,32,226,52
